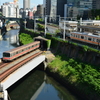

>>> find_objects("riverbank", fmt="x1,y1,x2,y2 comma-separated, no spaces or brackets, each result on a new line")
44,50,100,100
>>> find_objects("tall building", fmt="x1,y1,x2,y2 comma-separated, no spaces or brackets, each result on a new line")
23,0,30,9
67,0,80,7
44,0,66,22
35,5,44,18
92,0,100,9
66,0,93,19
1,2,19,18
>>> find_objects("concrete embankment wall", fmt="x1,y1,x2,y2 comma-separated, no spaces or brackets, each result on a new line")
51,41,100,66
44,41,100,100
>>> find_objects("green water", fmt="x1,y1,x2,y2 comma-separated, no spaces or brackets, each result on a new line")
8,69,80,100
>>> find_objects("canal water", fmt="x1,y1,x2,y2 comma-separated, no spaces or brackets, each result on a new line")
8,69,80,100
0,29,19,58
1,29,80,100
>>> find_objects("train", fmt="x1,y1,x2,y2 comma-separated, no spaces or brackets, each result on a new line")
3,41,40,61
69,32,100,46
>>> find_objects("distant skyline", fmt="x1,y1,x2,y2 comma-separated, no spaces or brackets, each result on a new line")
0,0,43,8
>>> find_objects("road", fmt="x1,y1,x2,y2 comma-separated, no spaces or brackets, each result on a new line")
39,23,59,34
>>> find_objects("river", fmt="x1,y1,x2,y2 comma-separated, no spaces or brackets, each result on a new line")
0,29,19,58
7,69,80,100
1,29,81,100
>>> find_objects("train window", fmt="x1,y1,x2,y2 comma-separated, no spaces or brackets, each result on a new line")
11,53,14,56
72,34,74,37
85,36,87,40
81,36,84,39
93,38,95,42
13,52,16,55
16,51,18,54
88,37,92,41
78,35,80,38
3,53,10,57
97,39,100,43
75,35,77,37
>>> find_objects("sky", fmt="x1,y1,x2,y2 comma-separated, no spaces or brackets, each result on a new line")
0,0,43,8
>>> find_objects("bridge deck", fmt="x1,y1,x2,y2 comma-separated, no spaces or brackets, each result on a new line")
0,49,45,91
0,49,42,82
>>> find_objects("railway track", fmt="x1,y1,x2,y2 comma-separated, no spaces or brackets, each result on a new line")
0,49,43,82
0,63,9,69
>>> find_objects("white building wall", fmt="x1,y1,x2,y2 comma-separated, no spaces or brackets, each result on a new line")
2,2,19,18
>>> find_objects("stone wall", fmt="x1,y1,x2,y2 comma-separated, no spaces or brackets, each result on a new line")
52,41,100,66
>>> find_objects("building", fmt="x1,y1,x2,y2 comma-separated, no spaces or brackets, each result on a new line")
44,0,66,23
23,0,30,9
59,20,78,36
1,2,19,18
67,0,80,7
66,0,93,19
92,0,100,9
35,5,44,18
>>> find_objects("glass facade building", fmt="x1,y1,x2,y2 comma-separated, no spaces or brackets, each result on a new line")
45,0,66,22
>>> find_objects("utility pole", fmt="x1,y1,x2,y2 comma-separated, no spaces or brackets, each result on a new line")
45,15,47,37
63,21,65,40
34,16,36,32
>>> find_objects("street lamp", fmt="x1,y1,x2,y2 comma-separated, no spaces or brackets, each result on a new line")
63,21,66,40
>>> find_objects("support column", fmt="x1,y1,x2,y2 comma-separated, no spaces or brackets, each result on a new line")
0,90,8,100
43,61,47,70
3,90,8,100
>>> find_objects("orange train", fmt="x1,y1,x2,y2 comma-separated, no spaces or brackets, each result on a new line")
69,32,100,45
3,41,40,61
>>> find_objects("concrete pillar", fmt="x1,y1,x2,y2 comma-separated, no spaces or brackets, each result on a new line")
0,29,1,35
43,61,47,70
3,90,8,100
0,90,8,100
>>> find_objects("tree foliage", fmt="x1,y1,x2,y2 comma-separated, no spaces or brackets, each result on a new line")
19,33,33,45
48,56,100,94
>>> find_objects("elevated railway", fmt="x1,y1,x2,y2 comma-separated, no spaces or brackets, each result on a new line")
0,49,45,100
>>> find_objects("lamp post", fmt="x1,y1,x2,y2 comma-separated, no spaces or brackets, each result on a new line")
63,21,66,40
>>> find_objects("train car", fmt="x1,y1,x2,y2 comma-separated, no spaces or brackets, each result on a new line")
70,32,100,45
3,41,40,61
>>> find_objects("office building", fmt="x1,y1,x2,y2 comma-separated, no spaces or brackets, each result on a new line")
23,0,30,9
35,5,44,18
1,2,19,18
44,0,66,22
92,0,100,9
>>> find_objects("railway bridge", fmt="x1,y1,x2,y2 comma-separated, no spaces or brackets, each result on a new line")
0,49,46,100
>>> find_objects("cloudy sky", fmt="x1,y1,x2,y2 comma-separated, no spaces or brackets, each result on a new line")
0,0,43,8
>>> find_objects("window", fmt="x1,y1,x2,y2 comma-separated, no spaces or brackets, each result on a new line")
78,35,80,38
93,38,95,42
75,35,78,38
88,37,92,41
16,51,19,54
81,36,84,39
3,53,10,57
